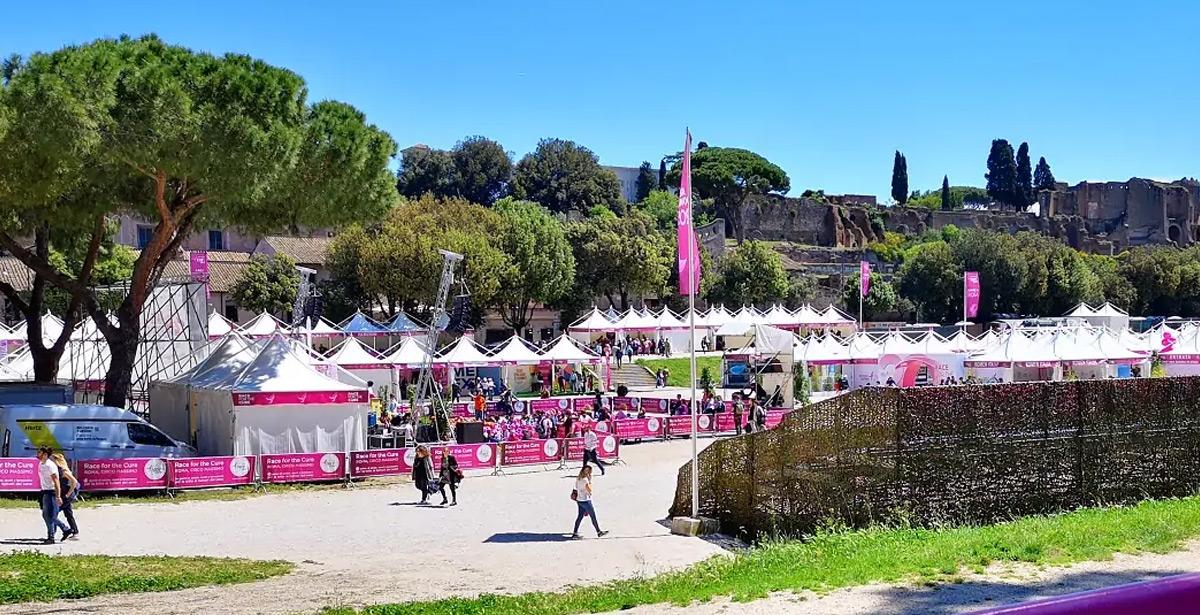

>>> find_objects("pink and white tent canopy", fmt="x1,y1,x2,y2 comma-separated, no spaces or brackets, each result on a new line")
168,333,259,388
569,307,618,332
1160,326,1200,365
541,335,601,363
382,337,432,368
435,336,494,367
613,309,659,332
489,336,545,365
326,337,389,368
207,312,235,338
238,312,289,338
653,309,689,331
294,317,342,337
795,334,851,364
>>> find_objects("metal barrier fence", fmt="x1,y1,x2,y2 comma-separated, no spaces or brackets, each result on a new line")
670,377,1200,540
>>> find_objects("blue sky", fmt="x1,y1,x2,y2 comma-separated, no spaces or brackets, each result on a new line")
8,1,1198,200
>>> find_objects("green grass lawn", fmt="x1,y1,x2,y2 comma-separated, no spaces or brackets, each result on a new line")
0,551,293,604
322,495,1200,615
635,357,722,388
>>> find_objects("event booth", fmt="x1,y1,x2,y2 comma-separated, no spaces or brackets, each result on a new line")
1159,326,1200,377
327,337,396,394
721,324,796,406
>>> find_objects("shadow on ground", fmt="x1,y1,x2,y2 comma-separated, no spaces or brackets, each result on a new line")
862,567,1186,614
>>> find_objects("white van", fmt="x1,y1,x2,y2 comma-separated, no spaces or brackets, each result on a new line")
0,404,195,460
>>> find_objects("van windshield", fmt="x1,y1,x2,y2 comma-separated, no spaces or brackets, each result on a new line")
127,422,174,447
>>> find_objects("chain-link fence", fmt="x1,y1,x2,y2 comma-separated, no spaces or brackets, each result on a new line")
671,377,1200,540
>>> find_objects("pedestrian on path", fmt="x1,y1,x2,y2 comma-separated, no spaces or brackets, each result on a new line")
35,447,62,544
438,448,460,506
570,465,607,539
51,453,79,541
412,445,435,504
581,423,607,476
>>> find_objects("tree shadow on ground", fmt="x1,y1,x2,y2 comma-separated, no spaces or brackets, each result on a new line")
859,567,1186,615
484,532,573,543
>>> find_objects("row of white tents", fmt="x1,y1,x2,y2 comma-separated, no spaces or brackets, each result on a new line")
207,310,428,339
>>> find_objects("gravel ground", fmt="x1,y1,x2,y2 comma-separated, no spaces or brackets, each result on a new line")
1,438,727,615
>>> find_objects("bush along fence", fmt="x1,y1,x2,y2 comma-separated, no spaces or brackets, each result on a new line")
0,408,791,493
670,377,1200,541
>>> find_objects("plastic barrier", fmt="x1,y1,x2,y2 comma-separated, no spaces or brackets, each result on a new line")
261,452,345,484
0,457,39,491
77,458,169,491
665,415,715,437
564,434,620,461
499,439,563,467
169,456,256,489
529,398,572,414
349,449,408,478
612,417,664,440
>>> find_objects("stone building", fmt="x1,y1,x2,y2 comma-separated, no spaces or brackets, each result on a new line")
1038,177,1200,249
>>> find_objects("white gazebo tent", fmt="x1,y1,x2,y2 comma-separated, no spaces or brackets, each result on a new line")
568,307,618,343
183,335,368,456
382,337,432,369
846,332,883,387
326,337,395,395
238,312,289,338
795,334,851,391
654,309,701,354
613,309,659,337
148,333,259,443
540,335,601,394
435,336,495,389
207,312,235,339
489,335,546,393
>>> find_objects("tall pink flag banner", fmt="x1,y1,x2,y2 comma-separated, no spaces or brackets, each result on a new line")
964,271,981,318
190,250,210,298
860,261,871,297
677,130,700,295
0,458,40,491
170,456,256,489
77,458,169,491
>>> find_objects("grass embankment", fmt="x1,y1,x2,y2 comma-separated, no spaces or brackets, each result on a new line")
323,495,1200,615
635,357,722,388
0,551,292,604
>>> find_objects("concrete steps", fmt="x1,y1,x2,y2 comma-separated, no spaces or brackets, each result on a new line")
611,363,658,390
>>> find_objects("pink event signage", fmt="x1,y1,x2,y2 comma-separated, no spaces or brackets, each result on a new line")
450,402,474,418
640,397,670,413
530,398,571,414
169,456,255,489
666,415,713,437
500,439,563,466
349,449,405,478
715,412,740,432
964,271,981,319
677,129,700,296
232,390,367,406
565,435,620,461
860,260,871,297
0,457,39,491
432,443,497,471
77,458,169,491
572,397,602,411
610,397,638,413
765,409,790,429
613,417,663,440
261,452,345,484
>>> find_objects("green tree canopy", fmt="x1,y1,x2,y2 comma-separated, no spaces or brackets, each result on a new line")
493,198,575,332
565,210,671,311
634,162,657,202
230,255,301,316
395,146,458,200
986,139,1018,210
0,35,397,405
896,241,962,323
703,241,790,307
634,190,678,232
1016,142,1034,208
511,138,623,214
1034,156,1057,193
842,272,901,321
668,147,789,244
940,176,951,211
891,151,909,205
452,136,512,205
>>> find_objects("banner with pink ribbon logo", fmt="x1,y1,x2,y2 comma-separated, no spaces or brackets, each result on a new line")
565,435,619,461
432,443,497,471
77,458,169,491
349,449,406,478
169,456,255,489
964,271,981,319
530,398,571,414
500,439,563,466
0,457,40,491
765,409,791,429
613,417,663,440
261,452,345,484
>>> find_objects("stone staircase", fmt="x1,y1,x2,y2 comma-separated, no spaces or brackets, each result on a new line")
611,363,658,391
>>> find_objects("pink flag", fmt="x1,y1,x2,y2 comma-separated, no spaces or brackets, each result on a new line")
964,271,981,318
677,130,700,296
860,261,871,297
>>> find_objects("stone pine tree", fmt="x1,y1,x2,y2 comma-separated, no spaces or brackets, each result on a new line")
1015,142,1033,209
1034,156,1057,193
658,159,667,189
986,139,1018,210
634,161,657,202
891,151,909,205
941,175,952,211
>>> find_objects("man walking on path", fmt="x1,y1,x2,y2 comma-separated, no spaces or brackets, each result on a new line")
581,423,607,476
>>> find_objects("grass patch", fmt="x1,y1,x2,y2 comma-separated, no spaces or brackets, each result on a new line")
323,495,1200,614
0,551,292,604
635,357,722,388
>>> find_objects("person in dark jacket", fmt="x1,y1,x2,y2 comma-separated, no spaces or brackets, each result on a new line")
412,445,435,504
438,448,460,506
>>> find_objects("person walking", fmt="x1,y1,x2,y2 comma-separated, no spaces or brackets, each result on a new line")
570,465,608,539
412,445,435,504
581,423,607,476
51,453,79,540
35,447,63,544
732,394,744,436
437,448,460,506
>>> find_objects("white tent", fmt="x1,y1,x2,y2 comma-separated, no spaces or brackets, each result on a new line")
382,337,433,368
181,335,368,456
149,333,259,442
435,336,494,367
208,312,235,338
295,317,342,338
12,313,64,347
327,337,395,393
542,335,601,363
489,336,545,365
238,312,288,338
817,305,857,328
946,329,982,353
569,307,617,332
699,306,732,329
763,305,798,328
614,309,658,333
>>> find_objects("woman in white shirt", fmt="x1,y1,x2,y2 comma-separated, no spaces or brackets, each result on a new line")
35,446,63,544
570,465,608,539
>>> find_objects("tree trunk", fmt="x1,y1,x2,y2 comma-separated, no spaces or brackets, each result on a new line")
732,205,745,244
102,305,140,408
30,346,61,383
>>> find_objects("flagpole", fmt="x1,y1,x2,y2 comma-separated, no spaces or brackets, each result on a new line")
689,212,699,520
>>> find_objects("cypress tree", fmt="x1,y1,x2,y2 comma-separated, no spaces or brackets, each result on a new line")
658,159,667,190
985,139,1018,209
941,175,951,211
1015,141,1033,209
1034,156,1057,193
891,151,909,205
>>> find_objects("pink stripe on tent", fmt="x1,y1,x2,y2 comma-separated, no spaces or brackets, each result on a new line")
231,391,368,406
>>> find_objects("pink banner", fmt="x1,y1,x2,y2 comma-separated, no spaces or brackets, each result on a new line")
573,397,602,411
190,250,210,298
232,390,367,406
639,397,670,413
500,439,563,466
349,449,406,478
765,409,790,429
611,396,638,413
860,261,871,297
432,443,497,471
530,398,571,414
0,457,40,491
964,271,981,319
565,434,620,461
77,458,169,491
450,402,474,418
666,415,712,437
613,417,664,440
169,456,255,489
261,452,346,483
677,129,700,296
715,412,741,432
